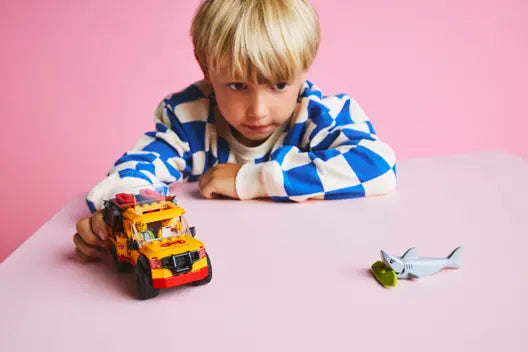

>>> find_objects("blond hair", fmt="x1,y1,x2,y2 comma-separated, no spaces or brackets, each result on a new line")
191,0,320,84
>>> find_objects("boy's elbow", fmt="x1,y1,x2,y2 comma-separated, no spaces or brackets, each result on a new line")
362,166,397,196
357,139,397,196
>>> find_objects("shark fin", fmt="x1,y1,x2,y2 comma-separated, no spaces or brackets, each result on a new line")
447,247,462,268
401,247,418,259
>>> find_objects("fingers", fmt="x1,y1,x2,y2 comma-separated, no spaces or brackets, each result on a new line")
74,211,109,261
90,211,109,241
198,167,213,191
75,247,99,262
73,233,107,260
75,216,106,247
200,179,218,199
199,167,217,199
199,164,240,199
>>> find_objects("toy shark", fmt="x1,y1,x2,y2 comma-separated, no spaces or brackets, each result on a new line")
380,247,462,279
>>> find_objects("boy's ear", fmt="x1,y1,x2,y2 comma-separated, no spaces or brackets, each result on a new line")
194,50,210,82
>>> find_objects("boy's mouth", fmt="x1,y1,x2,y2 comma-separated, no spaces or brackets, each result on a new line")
242,124,273,133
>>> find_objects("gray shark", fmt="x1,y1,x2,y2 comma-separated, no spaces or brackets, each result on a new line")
380,247,462,279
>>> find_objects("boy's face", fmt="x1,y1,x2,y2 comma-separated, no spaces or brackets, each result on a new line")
207,70,306,147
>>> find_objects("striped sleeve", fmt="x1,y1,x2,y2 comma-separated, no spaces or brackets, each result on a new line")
236,92,396,202
86,85,208,212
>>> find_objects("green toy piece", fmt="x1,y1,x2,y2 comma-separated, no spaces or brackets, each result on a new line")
371,260,398,287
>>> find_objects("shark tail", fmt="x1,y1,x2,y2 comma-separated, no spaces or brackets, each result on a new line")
446,247,462,268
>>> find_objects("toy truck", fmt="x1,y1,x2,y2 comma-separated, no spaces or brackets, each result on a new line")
102,187,212,299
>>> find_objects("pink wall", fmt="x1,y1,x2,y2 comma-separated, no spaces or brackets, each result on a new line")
1,0,526,262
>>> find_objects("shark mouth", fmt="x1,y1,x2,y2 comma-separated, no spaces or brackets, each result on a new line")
396,267,406,275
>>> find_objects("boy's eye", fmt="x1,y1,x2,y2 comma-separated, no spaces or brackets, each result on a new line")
273,82,288,91
227,82,247,91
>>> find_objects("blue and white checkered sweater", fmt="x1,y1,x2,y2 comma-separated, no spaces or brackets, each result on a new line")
86,80,396,212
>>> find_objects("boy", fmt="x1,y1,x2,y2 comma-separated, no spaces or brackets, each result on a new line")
73,0,396,261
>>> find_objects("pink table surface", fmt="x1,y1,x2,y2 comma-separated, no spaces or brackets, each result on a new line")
1,151,527,352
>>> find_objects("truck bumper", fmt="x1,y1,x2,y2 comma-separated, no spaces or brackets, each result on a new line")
152,266,209,289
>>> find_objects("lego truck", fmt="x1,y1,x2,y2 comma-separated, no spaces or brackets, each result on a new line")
103,187,212,299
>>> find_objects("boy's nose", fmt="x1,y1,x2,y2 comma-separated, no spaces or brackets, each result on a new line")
247,104,269,120
246,93,270,120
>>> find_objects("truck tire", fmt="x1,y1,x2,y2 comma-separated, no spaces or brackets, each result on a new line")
190,254,212,286
135,258,159,300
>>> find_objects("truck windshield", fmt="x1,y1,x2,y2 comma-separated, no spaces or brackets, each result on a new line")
131,216,192,244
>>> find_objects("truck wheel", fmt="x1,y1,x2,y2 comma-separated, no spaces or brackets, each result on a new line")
110,243,132,272
135,262,159,300
190,254,212,286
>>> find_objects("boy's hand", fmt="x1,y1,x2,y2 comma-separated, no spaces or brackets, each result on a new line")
199,163,241,199
73,210,109,261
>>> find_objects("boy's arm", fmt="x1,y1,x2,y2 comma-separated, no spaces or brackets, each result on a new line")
86,98,197,212
235,97,396,201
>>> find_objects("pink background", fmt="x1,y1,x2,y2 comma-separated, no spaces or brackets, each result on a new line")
1,0,526,262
